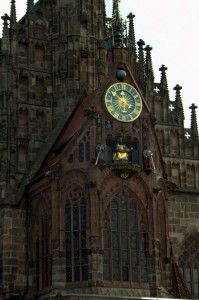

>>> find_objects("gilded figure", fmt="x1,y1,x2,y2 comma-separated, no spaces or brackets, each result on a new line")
113,138,131,162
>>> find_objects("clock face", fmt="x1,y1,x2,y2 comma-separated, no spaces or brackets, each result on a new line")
104,83,142,122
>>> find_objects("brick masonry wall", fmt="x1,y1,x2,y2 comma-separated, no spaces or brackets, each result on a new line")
0,208,26,295
168,190,199,257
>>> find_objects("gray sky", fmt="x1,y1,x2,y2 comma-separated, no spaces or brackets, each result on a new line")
0,0,199,128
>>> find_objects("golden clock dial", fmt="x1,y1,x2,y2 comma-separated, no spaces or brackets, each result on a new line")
105,82,142,122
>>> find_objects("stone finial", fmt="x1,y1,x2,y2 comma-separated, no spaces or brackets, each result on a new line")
173,84,182,91
137,38,145,47
127,12,135,20
1,13,10,26
159,64,168,95
189,103,198,140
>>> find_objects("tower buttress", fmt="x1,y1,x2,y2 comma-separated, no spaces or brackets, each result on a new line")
0,14,17,196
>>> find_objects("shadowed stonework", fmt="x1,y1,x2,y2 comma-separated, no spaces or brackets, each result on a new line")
0,1,198,300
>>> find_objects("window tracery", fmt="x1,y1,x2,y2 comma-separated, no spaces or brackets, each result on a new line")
65,189,88,283
78,131,90,162
30,191,52,292
103,189,148,284
34,216,51,291
179,233,199,299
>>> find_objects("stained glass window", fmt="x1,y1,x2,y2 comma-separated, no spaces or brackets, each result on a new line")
36,239,39,290
86,142,90,161
179,233,199,299
103,224,110,280
103,190,148,284
79,139,90,163
35,217,51,291
65,194,88,283
79,143,84,162
65,202,72,282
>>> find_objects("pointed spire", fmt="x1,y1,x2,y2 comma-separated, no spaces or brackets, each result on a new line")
103,0,106,17
27,0,34,13
173,84,184,120
144,45,154,79
144,45,154,93
10,0,17,31
112,0,120,19
189,103,198,141
159,65,169,95
127,12,137,76
127,12,136,52
1,14,10,52
137,39,145,90
111,0,126,48
112,0,122,48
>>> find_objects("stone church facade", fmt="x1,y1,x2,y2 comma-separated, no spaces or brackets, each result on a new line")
0,0,198,300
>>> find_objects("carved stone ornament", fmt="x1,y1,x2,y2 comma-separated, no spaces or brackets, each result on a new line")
109,163,141,179
95,137,142,178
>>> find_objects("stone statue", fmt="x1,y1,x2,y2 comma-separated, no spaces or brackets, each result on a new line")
95,144,105,165
143,146,155,169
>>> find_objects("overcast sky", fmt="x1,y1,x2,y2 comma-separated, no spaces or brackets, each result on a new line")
0,0,198,128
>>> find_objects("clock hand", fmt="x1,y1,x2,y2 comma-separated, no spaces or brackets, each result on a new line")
112,91,125,99
121,91,125,96
119,98,132,112
118,98,128,113
111,92,131,112
120,97,128,106
111,91,122,102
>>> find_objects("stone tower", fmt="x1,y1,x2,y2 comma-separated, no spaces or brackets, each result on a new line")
0,0,107,197
0,1,198,300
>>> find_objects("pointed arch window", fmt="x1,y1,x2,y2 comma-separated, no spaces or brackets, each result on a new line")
79,143,84,162
36,239,39,290
65,191,88,283
103,190,148,284
78,132,90,163
179,233,199,299
79,142,90,162
34,216,51,291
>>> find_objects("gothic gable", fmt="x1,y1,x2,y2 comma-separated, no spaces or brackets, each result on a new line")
40,63,165,185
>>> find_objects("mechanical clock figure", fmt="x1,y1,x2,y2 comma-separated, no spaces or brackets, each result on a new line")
105,82,142,122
